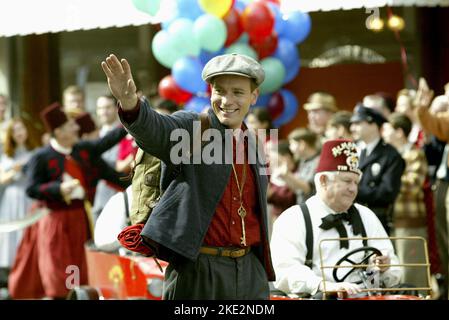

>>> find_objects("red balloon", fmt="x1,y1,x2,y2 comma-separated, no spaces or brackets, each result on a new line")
241,2,274,40
267,92,284,120
223,8,243,47
158,75,193,105
249,30,278,59
261,0,280,4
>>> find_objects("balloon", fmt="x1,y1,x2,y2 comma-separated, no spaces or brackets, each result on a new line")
234,0,247,12
158,75,193,104
267,91,284,120
259,57,285,94
151,30,179,68
132,0,161,16
224,43,258,60
283,58,300,84
198,0,233,18
193,14,227,52
241,2,274,40
249,30,278,59
256,93,272,107
236,32,249,44
279,11,312,44
266,2,286,35
172,57,207,94
223,8,244,47
273,89,299,127
168,18,201,58
176,0,204,21
273,38,301,83
161,9,179,30
199,48,225,65
184,96,210,113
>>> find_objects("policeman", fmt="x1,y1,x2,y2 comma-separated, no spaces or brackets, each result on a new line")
350,104,405,234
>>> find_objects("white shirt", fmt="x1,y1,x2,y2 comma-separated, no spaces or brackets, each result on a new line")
270,195,402,295
94,186,132,252
363,137,380,157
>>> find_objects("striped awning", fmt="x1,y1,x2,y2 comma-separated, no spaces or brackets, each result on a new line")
0,0,448,37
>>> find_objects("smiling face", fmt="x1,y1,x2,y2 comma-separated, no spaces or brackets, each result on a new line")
210,75,259,130
321,171,360,212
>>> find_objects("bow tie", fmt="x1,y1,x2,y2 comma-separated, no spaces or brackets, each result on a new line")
319,206,363,249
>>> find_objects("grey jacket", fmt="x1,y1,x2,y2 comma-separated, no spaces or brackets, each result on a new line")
120,98,275,280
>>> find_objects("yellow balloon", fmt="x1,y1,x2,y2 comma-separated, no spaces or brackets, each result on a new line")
198,0,233,18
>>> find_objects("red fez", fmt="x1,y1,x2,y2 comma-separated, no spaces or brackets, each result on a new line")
75,112,97,136
316,139,361,175
40,102,68,132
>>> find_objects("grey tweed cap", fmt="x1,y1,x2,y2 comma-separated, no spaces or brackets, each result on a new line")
201,53,265,87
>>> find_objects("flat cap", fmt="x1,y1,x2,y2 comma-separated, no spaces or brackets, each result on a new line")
350,103,387,126
201,53,265,87
304,92,338,112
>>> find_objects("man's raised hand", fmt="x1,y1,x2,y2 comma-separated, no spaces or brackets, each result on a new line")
101,54,138,110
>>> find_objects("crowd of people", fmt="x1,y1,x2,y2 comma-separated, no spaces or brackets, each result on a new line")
0,52,449,300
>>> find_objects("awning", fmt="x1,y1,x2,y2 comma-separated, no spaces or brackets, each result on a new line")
0,0,448,38
281,0,449,13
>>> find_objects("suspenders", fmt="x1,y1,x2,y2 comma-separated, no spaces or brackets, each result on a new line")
299,203,367,269
299,203,314,269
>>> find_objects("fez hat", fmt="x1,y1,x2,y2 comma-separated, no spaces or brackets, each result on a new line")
40,102,69,133
304,92,338,112
350,104,387,126
316,139,361,175
202,53,265,87
75,112,97,136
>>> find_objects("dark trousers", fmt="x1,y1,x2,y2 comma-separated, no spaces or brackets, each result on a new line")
162,251,269,300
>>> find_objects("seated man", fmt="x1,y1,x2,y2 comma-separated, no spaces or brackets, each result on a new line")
270,139,403,298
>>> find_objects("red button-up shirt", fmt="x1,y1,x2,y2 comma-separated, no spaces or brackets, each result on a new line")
202,135,261,247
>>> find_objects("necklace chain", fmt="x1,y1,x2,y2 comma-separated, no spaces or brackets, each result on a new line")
231,162,246,200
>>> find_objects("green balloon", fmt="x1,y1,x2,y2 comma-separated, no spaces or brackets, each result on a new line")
259,57,286,94
152,30,179,68
168,18,201,58
132,0,161,16
224,43,258,60
194,14,227,52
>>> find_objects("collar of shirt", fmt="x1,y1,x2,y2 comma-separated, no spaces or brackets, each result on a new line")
307,195,342,219
50,138,72,155
364,137,380,157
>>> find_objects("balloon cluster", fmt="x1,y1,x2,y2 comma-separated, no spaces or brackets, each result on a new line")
133,0,311,127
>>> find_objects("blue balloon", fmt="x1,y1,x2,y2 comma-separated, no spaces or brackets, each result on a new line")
184,96,210,113
266,3,286,35
273,38,301,83
279,11,312,44
176,0,204,21
172,57,207,94
255,93,272,107
199,48,225,66
283,58,300,84
273,89,298,127
274,38,299,71
234,0,247,12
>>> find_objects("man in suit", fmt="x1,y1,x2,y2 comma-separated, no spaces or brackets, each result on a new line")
350,104,405,234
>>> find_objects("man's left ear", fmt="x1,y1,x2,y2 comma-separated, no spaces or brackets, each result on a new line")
251,88,260,105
